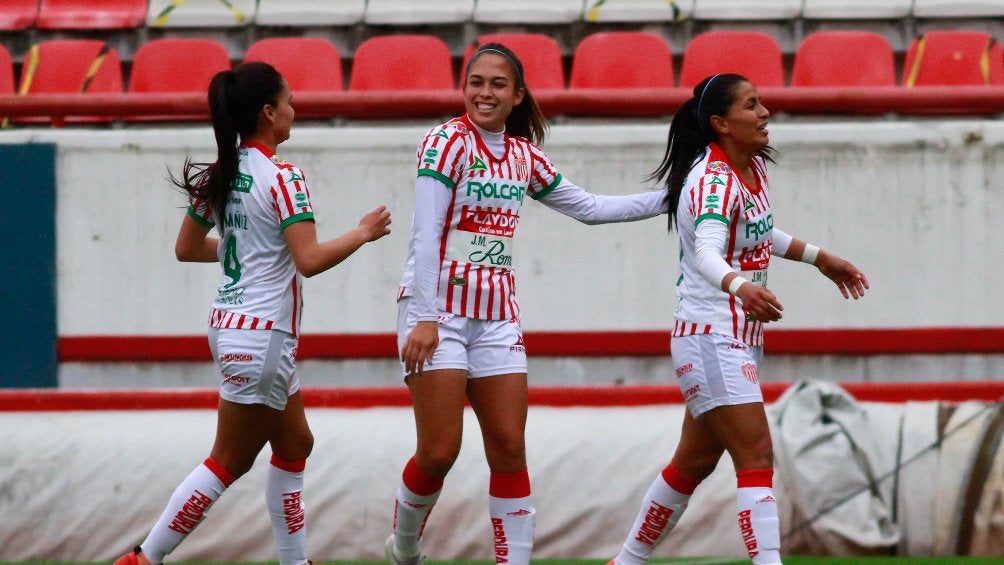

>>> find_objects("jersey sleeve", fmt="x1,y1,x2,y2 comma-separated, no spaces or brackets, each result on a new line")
524,143,563,200
187,195,216,227
416,123,467,189
689,170,742,227
273,164,315,231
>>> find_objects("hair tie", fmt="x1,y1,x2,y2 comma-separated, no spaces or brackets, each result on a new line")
696,74,719,121
467,47,524,87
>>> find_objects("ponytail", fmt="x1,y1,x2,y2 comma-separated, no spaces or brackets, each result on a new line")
171,62,284,221
649,73,773,232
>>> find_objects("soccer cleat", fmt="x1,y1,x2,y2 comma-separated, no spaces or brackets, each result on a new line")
384,534,425,565
113,546,150,565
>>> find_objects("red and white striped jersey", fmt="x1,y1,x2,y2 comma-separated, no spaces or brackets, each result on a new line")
188,141,314,336
399,115,562,320
674,143,774,345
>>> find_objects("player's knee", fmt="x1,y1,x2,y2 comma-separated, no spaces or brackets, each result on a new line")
417,446,460,477
486,433,526,468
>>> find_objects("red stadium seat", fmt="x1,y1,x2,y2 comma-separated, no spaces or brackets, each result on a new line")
0,44,12,95
679,31,784,89
18,40,123,94
37,0,146,30
128,38,231,121
462,33,565,90
348,35,454,91
0,0,38,30
129,38,231,93
569,31,673,89
791,31,896,87
15,40,123,124
903,30,1004,87
244,37,343,92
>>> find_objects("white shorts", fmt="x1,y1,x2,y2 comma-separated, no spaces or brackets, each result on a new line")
208,327,300,411
671,333,764,418
397,297,527,379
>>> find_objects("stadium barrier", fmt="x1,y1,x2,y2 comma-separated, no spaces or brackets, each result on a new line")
2,86,1004,123
1,381,1002,561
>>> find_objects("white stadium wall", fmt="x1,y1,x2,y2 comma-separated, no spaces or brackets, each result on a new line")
1,120,1001,386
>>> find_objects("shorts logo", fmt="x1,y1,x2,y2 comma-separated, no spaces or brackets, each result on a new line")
675,363,694,378
730,342,748,350
683,384,701,401
223,372,250,385
741,362,758,384
219,353,253,363
510,335,525,353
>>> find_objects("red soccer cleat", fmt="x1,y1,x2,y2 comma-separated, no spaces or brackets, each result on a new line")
113,546,150,565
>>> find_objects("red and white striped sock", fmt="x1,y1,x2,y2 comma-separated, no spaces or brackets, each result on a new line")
266,455,308,565
488,468,535,565
140,458,233,563
614,463,700,565
391,457,443,558
736,468,781,565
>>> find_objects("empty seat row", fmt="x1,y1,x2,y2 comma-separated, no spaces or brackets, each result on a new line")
3,30,1000,97
1,29,1001,125
2,0,1004,30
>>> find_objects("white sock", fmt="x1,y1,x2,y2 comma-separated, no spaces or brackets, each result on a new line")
266,456,308,565
488,495,536,565
615,474,691,565
392,483,440,557
737,486,782,565
140,459,230,563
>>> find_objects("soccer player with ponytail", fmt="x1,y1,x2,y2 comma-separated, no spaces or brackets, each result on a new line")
386,43,668,564
115,62,391,565
607,74,868,565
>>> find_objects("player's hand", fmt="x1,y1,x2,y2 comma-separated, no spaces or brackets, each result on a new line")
816,250,869,299
737,284,784,323
401,321,438,377
358,205,392,242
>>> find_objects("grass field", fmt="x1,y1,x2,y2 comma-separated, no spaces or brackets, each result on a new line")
7,558,1003,565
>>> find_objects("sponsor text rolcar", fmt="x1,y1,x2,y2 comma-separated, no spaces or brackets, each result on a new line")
491,517,509,563
738,509,759,558
168,490,213,534
635,501,674,545
283,490,305,534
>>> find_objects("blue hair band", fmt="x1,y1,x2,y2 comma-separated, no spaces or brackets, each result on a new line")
696,74,720,121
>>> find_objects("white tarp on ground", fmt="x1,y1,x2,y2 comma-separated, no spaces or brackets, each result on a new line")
1,381,1001,561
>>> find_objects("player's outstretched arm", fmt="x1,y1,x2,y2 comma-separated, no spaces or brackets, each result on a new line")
284,205,392,277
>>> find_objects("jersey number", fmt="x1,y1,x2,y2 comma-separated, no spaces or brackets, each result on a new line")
223,234,242,288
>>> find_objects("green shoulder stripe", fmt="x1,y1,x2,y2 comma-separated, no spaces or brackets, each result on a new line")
417,168,456,189
531,173,563,200
187,206,215,228
280,211,315,232
695,212,729,226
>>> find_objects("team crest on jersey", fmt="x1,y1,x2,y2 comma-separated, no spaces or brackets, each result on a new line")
514,156,529,180
469,156,488,172
708,160,732,174
741,362,759,384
